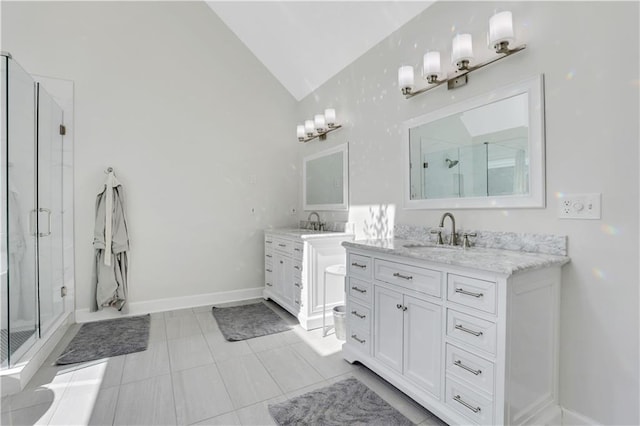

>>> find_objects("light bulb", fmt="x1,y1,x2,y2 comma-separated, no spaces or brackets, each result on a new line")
297,124,306,140
398,66,415,94
314,114,326,133
489,11,514,52
304,120,315,137
423,51,442,83
324,108,336,127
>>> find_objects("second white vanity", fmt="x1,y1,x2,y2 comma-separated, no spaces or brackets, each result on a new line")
342,235,569,425
264,228,354,330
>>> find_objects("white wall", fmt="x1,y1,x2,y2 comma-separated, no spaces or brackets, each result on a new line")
297,2,639,425
2,1,298,312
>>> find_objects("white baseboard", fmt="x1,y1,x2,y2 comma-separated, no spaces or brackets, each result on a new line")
562,407,600,425
75,287,264,323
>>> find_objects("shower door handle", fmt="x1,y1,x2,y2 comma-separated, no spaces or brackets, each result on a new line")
38,207,52,237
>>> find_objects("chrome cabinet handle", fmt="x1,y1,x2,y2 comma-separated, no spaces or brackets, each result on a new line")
38,207,52,237
455,324,483,337
393,272,413,280
266,254,272,258
453,395,481,413
351,334,366,344
294,282,301,288
294,248,301,252
294,299,300,305
294,266,300,270
266,282,272,287
351,262,367,269
454,360,482,375
266,240,273,244
266,268,272,273
278,243,286,247
396,303,403,309
455,287,484,298
403,306,408,311
352,286,367,294
351,310,366,319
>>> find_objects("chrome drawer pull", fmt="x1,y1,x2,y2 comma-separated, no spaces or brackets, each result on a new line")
351,334,366,344
453,395,481,413
266,268,272,273
278,243,286,247
266,254,272,258
351,262,367,269
455,287,484,298
393,272,413,280
352,286,367,294
294,300,300,305
266,282,272,287
454,360,482,376
266,240,273,244
351,310,366,319
455,324,483,337
294,282,301,288
294,248,301,252
294,266,301,270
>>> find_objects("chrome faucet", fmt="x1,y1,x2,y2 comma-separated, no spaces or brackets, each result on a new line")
307,211,321,231
439,212,457,246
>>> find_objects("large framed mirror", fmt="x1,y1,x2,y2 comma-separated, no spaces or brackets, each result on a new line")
303,143,349,211
403,75,545,209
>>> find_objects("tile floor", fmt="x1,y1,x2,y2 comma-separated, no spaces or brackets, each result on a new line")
1,300,447,425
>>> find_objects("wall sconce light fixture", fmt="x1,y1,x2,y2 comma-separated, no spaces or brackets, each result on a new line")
297,108,342,142
398,11,525,99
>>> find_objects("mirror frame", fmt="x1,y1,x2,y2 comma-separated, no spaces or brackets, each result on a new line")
303,143,349,211
403,74,546,209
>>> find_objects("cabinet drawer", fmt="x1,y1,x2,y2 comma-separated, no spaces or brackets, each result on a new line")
348,300,371,333
293,259,303,277
347,327,371,355
348,254,372,279
273,238,293,256
447,309,497,355
293,243,303,260
374,259,442,298
447,274,497,314
446,344,495,395
348,277,372,305
445,377,494,425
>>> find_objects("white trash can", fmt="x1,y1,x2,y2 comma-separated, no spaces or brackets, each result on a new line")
333,305,346,340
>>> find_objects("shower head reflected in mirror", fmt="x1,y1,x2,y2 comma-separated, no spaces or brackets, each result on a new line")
445,158,459,168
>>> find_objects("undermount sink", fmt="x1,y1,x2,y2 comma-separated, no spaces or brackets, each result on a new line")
402,242,462,250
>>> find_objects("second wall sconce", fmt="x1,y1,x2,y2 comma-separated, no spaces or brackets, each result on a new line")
297,108,342,143
398,11,526,99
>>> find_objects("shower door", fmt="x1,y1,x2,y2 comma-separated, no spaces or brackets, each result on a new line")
1,56,39,367
36,83,65,335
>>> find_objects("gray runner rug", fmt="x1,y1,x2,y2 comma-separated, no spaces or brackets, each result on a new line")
211,302,291,341
56,314,150,365
268,377,414,425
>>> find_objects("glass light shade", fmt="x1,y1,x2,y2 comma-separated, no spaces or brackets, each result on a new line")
297,124,306,139
489,11,514,47
304,120,315,136
314,114,326,132
398,66,415,90
451,34,474,65
324,108,336,127
423,51,442,80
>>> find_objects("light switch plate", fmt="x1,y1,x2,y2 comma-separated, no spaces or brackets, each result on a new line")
558,193,601,219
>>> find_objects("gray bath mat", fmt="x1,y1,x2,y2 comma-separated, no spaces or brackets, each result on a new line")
56,315,150,365
211,302,291,341
269,377,413,425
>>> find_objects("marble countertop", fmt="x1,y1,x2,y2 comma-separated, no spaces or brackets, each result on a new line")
343,238,570,276
266,228,354,240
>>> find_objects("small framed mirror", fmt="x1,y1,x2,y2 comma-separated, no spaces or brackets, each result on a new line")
404,75,545,209
303,143,349,211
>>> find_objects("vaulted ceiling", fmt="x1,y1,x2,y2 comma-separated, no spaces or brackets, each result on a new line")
206,1,434,101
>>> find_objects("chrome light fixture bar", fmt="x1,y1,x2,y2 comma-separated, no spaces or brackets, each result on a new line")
296,108,342,143
399,11,526,99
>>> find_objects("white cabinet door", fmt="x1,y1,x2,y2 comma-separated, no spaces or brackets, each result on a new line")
274,253,294,306
403,295,441,398
374,285,403,373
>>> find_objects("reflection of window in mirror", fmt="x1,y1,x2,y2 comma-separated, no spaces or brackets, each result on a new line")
303,144,349,211
404,75,545,209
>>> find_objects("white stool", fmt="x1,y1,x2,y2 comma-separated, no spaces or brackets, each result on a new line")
323,264,347,337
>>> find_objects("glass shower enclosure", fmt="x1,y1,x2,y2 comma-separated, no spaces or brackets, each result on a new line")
1,53,66,368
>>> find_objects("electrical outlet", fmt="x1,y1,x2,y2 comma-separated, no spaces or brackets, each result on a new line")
558,193,601,219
